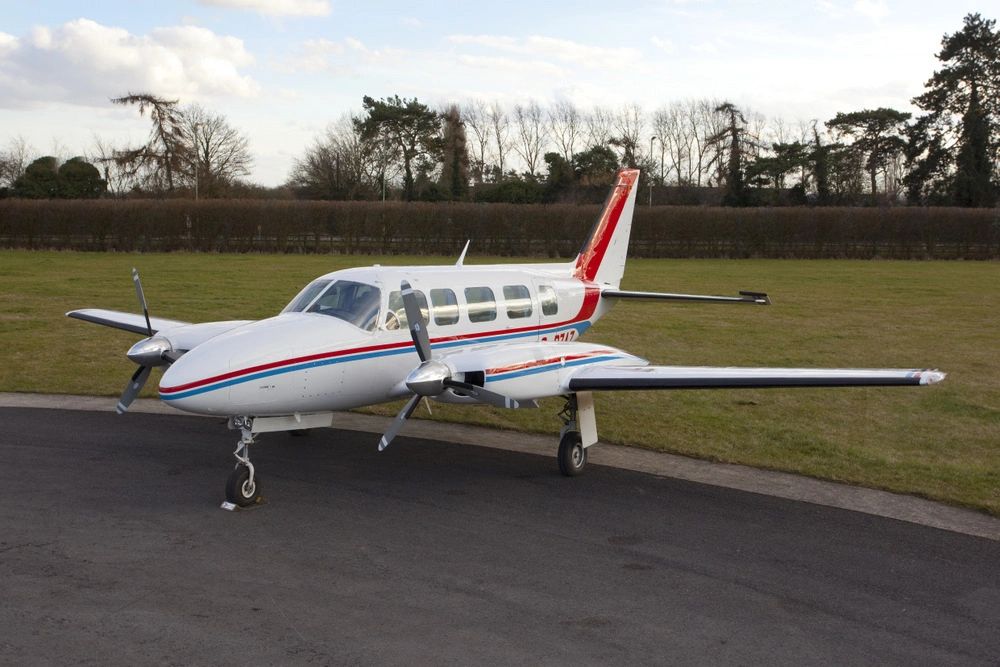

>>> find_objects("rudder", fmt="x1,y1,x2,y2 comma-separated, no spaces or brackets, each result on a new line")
572,168,640,287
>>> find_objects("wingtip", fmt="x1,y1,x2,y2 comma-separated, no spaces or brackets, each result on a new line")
919,370,946,385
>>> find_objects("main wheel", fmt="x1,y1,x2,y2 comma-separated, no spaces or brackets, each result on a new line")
558,430,587,477
226,465,261,507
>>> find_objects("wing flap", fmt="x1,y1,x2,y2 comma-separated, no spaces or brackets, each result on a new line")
566,365,946,391
67,309,190,335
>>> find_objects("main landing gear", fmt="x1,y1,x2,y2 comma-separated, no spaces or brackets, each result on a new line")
225,416,262,507
557,395,587,477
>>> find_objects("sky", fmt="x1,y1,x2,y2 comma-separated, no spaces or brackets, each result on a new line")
0,1,989,186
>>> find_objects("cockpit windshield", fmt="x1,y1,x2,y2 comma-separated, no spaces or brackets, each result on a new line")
282,279,382,332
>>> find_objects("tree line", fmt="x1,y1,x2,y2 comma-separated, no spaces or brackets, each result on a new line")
1,13,996,207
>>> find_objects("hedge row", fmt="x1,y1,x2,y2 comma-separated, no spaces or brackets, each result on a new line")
1,199,998,259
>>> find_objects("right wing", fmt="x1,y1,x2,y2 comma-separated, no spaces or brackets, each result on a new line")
566,365,946,391
67,308,191,335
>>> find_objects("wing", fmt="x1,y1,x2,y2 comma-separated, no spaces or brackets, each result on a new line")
67,308,191,335
602,289,770,305
565,365,946,391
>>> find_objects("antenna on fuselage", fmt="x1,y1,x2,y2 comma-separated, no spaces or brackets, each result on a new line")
456,240,471,267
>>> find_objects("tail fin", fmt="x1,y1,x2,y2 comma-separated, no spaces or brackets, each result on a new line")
573,168,640,287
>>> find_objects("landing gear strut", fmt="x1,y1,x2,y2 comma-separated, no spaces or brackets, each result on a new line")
226,417,261,507
557,395,587,477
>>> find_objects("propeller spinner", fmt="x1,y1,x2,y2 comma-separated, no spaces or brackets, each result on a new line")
116,269,176,414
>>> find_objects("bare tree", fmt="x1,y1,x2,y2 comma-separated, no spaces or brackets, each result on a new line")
585,106,614,149
487,101,512,179
0,136,33,188
512,100,547,176
609,103,644,167
653,104,691,185
89,135,137,197
548,100,581,163
181,103,253,197
462,99,491,183
290,115,398,199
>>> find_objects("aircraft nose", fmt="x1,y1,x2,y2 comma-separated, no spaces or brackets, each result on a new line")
158,349,231,415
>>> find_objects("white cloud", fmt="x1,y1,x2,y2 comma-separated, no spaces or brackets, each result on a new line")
853,0,889,20
284,37,405,73
0,19,260,108
447,34,641,68
650,36,676,54
198,0,331,17
400,17,423,29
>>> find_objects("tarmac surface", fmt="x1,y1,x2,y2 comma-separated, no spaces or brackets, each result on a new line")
2,406,999,665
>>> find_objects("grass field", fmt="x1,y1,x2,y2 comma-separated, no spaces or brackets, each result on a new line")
1,250,997,515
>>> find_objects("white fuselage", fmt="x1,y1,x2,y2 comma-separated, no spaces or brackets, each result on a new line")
157,261,642,416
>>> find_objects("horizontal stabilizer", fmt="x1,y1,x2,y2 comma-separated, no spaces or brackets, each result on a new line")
602,290,770,305
67,309,190,336
566,365,945,391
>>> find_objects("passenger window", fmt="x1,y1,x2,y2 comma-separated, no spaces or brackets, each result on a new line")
385,289,429,330
430,288,459,326
503,285,532,319
464,286,497,323
539,284,558,316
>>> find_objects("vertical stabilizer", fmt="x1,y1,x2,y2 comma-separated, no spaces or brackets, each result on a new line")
572,169,640,287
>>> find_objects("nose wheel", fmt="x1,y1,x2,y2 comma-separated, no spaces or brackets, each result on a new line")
225,419,262,507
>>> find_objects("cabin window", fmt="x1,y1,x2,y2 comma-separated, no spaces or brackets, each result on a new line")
539,284,558,316
385,289,429,330
464,286,497,323
304,280,382,331
503,285,532,319
430,288,459,326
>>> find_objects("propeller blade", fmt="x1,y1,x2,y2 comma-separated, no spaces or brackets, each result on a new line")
378,394,422,451
132,268,152,337
116,365,151,414
442,379,535,409
400,280,431,363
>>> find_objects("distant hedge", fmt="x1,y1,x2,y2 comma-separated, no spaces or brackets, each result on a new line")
1,199,997,259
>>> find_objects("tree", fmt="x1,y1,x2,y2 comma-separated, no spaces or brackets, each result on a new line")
462,99,491,183
58,157,106,198
290,115,392,200
181,104,253,197
908,13,1000,206
0,136,33,191
111,93,188,194
438,105,470,200
810,124,832,205
708,102,753,206
747,142,808,202
13,156,60,198
512,101,547,177
574,145,619,186
356,95,440,201
548,100,581,163
487,102,512,179
827,108,911,204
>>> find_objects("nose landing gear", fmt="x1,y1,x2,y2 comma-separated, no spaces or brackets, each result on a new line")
224,417,262,508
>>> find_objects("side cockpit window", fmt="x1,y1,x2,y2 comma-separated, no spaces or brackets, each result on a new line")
299,280,382,331
385,289,429,330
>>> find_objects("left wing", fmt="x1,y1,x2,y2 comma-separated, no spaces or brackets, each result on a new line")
67,308,190,335
565,365,946,391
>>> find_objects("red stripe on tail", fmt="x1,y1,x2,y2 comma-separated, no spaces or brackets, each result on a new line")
573,169,640,282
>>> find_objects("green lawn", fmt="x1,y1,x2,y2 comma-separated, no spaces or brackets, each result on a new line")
1,250,997,515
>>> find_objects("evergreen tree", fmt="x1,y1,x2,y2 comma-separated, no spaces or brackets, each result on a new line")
826,108,910,205
356,95,440,201
909,13,1000,206
438,105,470,200
708,102,752,206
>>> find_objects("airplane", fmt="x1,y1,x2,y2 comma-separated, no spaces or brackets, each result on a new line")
67,169,945,508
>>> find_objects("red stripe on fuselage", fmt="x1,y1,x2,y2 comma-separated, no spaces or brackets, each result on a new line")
160,286,602,394
485,349,614,376
573,169,639,282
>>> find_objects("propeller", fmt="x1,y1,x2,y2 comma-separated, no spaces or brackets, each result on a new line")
116,268,176,414
377,280,532,451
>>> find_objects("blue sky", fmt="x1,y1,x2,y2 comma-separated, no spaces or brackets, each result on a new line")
0,1,989,185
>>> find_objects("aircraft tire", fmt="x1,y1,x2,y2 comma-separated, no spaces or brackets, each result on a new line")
226,465,261,507
558,430,586,477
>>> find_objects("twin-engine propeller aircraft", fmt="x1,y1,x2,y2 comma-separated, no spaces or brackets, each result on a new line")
68,169,945,508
